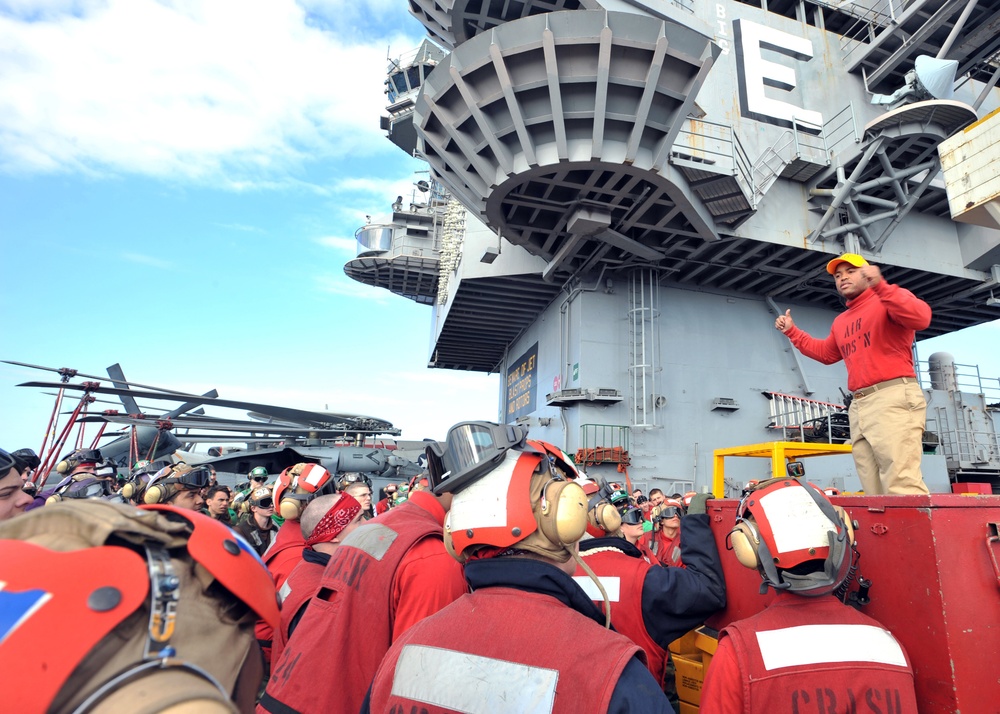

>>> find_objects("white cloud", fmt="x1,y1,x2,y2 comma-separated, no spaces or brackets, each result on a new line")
0,0,420,184
121,252,174,269
315,236,357,252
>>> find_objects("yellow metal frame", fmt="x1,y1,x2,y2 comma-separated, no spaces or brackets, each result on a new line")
712,441,853,497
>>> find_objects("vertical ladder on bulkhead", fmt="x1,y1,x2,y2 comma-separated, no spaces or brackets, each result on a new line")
628,269,660,428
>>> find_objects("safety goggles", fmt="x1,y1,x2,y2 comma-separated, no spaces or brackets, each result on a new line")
71,448,103,464
0,449,16,479
250,475,268,483
658,506,682,519
12,449,40,471
165,466,212,490
252,497,274,509
425,421,529,494
620,508,645,526
65,479,112,499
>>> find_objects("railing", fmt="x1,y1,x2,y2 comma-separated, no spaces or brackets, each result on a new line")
671,118,755,196
577,424,630,466
917,359,1000,402
838,0,907,64
824,103,862,154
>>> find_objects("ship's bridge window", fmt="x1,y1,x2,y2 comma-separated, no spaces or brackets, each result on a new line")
406,66,421,92
387,71,408,102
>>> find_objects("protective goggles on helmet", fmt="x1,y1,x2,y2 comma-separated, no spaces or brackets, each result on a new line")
65,478,113,500
620,507,644,526
12,448,40,472
70,448,103,464
252,496,274,509
426,421,529,494
657,506,682,519
0,449,16,479
164,466,212,491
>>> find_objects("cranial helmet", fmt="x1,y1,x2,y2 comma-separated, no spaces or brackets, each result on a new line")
428,422,588,564
55,448,103,475
143,465,211,505
729,478,856,596
120,462,158,502
273,463,334,521
249,466,269,482
580,478,623,537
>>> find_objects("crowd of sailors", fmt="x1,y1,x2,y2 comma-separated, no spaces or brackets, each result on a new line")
0,426,919,713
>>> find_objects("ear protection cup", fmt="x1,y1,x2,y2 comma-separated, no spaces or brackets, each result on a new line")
279,497,303,521
143,484,173,505
45,493,64,506
538,480,588,547
56,460,70,474
119,482,136,500
588,502,622,533
730,519,763,569
832,505,856,546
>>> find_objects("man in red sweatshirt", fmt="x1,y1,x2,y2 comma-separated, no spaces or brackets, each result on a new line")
775,253,932,494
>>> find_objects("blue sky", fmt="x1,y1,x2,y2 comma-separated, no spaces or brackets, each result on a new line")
0,0,501,453
1,0,998,457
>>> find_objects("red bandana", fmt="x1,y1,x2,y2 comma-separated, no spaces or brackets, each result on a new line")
306,493,361,546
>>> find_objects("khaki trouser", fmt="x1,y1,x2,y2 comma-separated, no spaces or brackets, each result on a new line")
848,381,929,494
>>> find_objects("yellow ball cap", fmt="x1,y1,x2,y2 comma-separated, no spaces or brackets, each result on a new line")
826,253,869,274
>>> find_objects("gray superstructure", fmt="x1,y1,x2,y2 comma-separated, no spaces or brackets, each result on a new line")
347,0,1000,494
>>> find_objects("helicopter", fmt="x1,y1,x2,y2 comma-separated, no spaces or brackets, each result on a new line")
6,360,426,488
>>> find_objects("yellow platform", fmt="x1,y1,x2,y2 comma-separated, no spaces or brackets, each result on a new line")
712,441,853,497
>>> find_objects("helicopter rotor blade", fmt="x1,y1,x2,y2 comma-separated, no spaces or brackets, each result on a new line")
105,363,141,414
19,380,398,434
4,360,199,395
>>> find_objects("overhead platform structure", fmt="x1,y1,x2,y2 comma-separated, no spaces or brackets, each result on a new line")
347,0,1000,496
344,201,446,305
414,10,723,284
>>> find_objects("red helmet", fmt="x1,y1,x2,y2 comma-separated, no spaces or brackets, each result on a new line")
439,425,587,563
273,463,333,520
729,478,855,596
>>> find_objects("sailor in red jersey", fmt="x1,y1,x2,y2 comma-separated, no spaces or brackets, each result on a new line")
640,497,685,567
264,463,336,590
258,471,466,714
574,486,726,690
776,253,932,494
255,462,336,665
362,422,673,714
270,492,363,664
701,478,918,713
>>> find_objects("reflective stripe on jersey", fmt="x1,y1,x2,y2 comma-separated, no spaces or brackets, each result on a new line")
572,575,621,602
756,624,907,671
339,522,397,561
390,644,559,714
